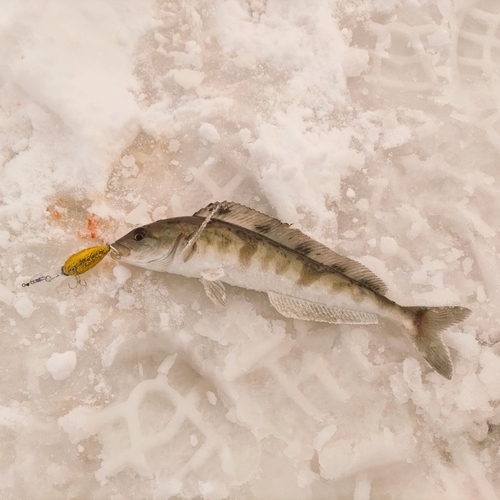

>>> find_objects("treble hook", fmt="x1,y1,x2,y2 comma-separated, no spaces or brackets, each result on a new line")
67,268,87,289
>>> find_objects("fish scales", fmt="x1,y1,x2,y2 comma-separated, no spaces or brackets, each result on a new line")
205,222,369,305
110,201,472,380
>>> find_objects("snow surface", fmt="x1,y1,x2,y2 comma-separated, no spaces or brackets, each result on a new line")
1,1,500,499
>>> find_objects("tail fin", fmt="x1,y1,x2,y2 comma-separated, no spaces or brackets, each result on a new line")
410,306,471,379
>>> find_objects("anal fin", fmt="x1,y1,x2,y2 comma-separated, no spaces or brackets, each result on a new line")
200,278,227,308
268,291,379,325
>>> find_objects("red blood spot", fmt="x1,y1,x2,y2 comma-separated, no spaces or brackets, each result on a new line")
85,213,106,240
46,207,62,220
87,215,97,238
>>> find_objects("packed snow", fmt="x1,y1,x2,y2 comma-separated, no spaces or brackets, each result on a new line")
1,1,500,499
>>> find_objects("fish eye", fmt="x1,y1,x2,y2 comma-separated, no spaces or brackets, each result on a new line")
133,228,147,241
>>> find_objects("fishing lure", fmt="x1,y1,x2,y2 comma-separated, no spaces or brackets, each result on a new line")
22,245,110,288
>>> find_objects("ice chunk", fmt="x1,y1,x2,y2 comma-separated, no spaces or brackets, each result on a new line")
283,440,301,459
457,374,491,412
157,354,177,375
46,351,77,380
445,248,463,263
319,428,407,480
402,358,430,406
14,295,35,318
117,290,136,310
313,424,337,451
206,391,217,405
415,121,440,140
113,265,132,285
75,308,102,349
422,258,446,272
427,29,449,47
380,123,411,149
318,439,353,479
380,236,398,255
479,351,500,400
343,230,357,239
101,334,125,368
0,284,14,306
411,269,429,285
390,372,410,405
58,406,96,443
462,257,473,276
239,128,252,144
0,229,10,249
297,466,318,488
342,48,369,77
354,475,371,500
12,138,29,153
355,198,369,212
476,285,486,303
198,122,221,144
0,404,39,428
173,69,205,89
120,155,135,168
168,139,180,152
125,199,151,225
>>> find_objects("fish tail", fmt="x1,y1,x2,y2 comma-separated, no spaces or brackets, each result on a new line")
408,306,472,379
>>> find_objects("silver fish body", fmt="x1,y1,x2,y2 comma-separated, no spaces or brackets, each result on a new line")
111,202,471,379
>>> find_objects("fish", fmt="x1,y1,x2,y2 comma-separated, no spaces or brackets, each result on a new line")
110,201,471,379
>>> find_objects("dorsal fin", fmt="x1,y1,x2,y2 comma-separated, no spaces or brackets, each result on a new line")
193,201,388,295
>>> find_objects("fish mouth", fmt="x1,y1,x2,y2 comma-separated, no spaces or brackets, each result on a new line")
109,242,130,260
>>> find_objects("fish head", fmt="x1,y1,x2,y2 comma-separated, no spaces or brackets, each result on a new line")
110,221,183,271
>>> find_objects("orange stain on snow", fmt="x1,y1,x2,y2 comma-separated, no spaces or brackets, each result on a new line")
87,214,98,238
76,213,106,241
82,213,106,240
46,202,107,242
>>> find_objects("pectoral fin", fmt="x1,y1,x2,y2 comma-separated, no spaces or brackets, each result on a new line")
200,278,227,308
267,292,379,325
